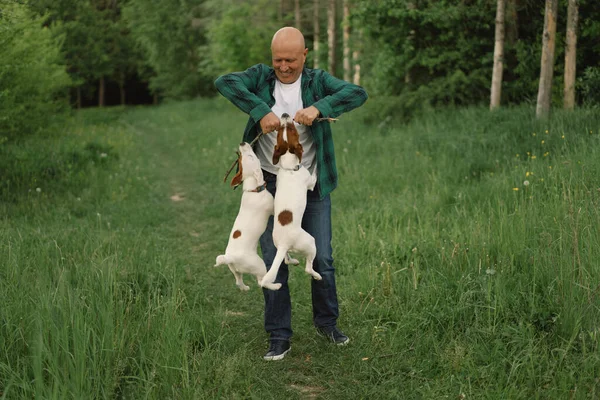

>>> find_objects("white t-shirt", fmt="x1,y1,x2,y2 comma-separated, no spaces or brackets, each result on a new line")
256,78,316,175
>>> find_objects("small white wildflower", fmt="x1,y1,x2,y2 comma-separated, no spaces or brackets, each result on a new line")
100,153,108,158
486,268,496,275
36,187,41,193
343,148,348,153
523,180,530,186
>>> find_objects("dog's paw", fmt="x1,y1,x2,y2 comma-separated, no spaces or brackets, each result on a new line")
237,283,250,291
286,256,300,265
311,272,322,281
260,279,282,291
266,283,282,291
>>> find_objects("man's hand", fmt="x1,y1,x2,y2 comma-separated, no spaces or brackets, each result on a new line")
260,112,281,133
294,106,321,126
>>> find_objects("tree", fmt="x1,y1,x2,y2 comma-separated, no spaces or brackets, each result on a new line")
536,0,558,118
200,0,279,78
124,0,210,99
313,0,320,68
0,0,70,140
343,0,351,81
490,0,506,110
327,0,336,75
352,29,361,85
563,0,579,109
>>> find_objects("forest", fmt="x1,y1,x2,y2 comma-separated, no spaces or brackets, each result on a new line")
2,0,600,143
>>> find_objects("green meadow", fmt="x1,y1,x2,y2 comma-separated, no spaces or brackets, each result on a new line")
2,99,600,399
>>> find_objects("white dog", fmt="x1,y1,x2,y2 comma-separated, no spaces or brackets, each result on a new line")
259,114,322,289
215,142,296,290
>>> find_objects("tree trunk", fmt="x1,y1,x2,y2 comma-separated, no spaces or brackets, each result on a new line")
536,0,558,118
98,76,105,107
563,0,579,109
295,0,301,29
343,0,351,81
313,0,320,68
490,0,506,110
352,48,360,86
76,87,82,110
327,0,336,76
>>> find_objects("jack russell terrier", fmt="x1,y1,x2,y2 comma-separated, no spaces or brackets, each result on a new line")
215,142,297,291
259,114,322,289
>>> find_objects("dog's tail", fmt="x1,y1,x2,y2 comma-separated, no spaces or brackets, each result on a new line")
260,248,287,290
214,254,230,267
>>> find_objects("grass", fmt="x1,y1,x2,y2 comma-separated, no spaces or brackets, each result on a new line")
1,98,600,399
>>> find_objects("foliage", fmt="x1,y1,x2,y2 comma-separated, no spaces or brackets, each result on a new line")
353,0,600,111
580,66,600,106
122,0,212,99
199,0,280,78
28,0,119,95
354,0,496,104
0,0,71,141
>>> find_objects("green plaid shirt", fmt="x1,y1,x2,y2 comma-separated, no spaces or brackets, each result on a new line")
214,63,368,199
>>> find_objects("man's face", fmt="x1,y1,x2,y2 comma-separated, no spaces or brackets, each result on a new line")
272,45,307,84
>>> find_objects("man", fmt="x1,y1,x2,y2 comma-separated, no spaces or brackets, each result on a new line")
215,27,367,361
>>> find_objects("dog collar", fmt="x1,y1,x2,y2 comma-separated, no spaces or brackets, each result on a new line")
246,182,267,193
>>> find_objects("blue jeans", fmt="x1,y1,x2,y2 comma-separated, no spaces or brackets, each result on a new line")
260,170,339,341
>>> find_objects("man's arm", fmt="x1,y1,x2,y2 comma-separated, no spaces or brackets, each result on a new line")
214,64,273,125
311,71,368,119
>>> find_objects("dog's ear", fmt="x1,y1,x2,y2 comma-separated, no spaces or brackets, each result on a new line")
290,142,304,162
230,154,243,187
272,144,284,165
273,126,287,165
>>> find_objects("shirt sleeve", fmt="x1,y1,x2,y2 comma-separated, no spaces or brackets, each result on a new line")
214,64,273,124
311,71,368,118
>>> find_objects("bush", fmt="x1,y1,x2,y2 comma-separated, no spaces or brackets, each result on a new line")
0,136,118,201
0,1,71,142
580,66,600,106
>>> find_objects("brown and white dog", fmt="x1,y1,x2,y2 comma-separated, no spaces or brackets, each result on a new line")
215,142,297,290
259,114,322,289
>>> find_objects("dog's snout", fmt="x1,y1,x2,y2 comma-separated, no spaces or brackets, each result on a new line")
281,113,290,119
239,142,245,146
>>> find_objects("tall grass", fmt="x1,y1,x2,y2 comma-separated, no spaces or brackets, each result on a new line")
1,99,599,399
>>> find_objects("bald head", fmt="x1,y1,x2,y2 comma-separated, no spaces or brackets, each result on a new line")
271,27,308,83
271,27,306,50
